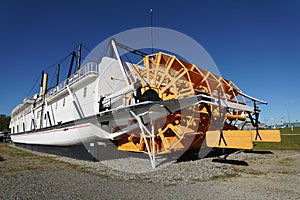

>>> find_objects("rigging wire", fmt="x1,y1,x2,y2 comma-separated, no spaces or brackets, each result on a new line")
26,73,42,97
44,51,73,71
66,44,106,65
44,44,78,72
26,44,80,97
82,45,99,62
100,44,109,62
25,41,150,97
119,45,155,91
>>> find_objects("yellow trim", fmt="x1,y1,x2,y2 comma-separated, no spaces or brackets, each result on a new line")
206,130,253,149
42,73,48,96
251,130,281,142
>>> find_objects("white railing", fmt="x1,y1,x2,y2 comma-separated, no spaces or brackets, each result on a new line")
46,62,98,98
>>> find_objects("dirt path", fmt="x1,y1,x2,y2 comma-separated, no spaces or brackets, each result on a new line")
200,150,300,199
0,144,299,199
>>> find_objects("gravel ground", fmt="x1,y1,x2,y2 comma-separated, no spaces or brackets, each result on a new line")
0,145,299,199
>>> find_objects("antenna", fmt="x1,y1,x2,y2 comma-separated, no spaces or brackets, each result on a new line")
150,8,153,54
150,8,153,27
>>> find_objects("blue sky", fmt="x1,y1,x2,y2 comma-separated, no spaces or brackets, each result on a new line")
0,0,299,125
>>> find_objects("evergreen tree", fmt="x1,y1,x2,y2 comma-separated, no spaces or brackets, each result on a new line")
0,115,11,132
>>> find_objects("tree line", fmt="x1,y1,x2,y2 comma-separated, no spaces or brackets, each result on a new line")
0,115,11,132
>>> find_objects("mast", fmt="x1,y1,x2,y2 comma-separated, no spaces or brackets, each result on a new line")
40,70,44,95
40,71,48,128
76,43,82,70
55,64,60,87
39,70,48,96
42,73,48,96
110,39,130,85
67,52,76,79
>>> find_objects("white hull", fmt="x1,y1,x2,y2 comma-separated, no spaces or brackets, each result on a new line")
10,54,127,146
10,123,98,146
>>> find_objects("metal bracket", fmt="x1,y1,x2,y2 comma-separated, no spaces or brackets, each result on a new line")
130,110,156,169
247,101,262,141
67,85,84,118
217,91,227,146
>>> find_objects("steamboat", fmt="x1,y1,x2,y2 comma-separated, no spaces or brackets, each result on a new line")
10,38,280,168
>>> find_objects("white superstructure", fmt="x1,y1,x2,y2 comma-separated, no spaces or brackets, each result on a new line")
10,41,133,146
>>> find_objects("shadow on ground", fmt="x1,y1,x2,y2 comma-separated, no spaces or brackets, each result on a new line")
15,143,95,161
177,148,250,166
0,155,5,162
244,150,274,154
14,142,275,167
212,158,249,166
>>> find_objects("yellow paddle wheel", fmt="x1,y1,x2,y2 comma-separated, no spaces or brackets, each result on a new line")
115,52,252,154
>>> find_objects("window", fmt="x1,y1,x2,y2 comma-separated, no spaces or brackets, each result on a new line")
55,102,58,109
83,87,87,98
37,111,41,119
31,119,35,130
63,98,65,107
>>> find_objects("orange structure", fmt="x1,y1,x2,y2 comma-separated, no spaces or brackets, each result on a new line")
115,52,280,153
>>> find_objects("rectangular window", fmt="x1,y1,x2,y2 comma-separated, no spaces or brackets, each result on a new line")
83,87,87,98
63,98,65,107
37,111,41,119
31,119,36,130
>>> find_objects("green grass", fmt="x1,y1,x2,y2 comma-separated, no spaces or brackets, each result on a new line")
0,144,111,178
280,126,300,134
0,144,84,174
210,173,237,180
254,127,300,151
